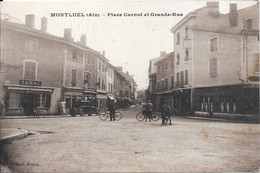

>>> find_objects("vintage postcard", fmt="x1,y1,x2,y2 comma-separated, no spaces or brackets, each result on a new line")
0,0,259,172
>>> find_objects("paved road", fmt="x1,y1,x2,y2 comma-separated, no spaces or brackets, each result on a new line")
1,106,260,172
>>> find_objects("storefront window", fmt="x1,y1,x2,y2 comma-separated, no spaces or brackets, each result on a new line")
9,93,20,108
36,94,46,107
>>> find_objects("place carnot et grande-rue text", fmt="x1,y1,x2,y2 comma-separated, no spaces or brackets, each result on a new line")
50,12,183,17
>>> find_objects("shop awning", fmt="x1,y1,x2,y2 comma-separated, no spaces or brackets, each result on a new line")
107,96,116,100
96,94,107,99
5,84,54,93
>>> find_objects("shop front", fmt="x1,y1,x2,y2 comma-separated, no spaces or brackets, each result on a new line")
96,89,107,112
4,84,54,115
63,87,83,112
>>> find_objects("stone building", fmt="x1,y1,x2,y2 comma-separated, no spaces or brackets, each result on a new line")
170,2,259,115
1,14,136,115
154,52,174,111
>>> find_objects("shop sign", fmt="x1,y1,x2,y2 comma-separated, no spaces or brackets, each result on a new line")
20,80,42,86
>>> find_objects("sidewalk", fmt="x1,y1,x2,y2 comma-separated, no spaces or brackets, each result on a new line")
0,128,29,144
183,111,259,123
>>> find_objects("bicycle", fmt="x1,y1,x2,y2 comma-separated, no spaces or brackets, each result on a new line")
98,110,122,121
136,111,160,122
28,107,45,118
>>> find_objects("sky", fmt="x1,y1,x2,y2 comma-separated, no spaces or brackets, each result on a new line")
1,0,257,90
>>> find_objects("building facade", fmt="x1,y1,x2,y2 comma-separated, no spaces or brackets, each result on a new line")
1,14,137,115
170,2,259,116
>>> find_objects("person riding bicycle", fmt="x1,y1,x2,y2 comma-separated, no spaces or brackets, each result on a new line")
143,100,153,122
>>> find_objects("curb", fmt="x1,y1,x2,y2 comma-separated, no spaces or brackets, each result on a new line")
180,116,257,123
0,130,29,144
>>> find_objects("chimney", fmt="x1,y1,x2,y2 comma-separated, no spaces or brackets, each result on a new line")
103,50,105,57
207,2,219,18
41,17,47,32
160,51,166,57
25,14,35,28
64,28,72,41
229,4,238,27
80,34,86,45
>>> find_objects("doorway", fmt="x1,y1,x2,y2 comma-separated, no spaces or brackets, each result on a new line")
22,93,35,115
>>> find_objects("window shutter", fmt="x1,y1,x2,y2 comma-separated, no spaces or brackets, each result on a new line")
5,93,10,108
46,94,51,108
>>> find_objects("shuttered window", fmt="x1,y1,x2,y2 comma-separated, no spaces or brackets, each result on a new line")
210,58,217,77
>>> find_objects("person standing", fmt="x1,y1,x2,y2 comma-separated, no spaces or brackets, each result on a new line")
145,100,153,122
165,103,172,125
108,100,116,121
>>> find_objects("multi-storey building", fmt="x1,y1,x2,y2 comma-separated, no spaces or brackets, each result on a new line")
1,14,136,115
154,52,174,110
147,56,161,109
1,15,65,115
170,2,259,115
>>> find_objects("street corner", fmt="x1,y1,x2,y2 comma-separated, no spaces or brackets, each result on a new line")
0,128,29,144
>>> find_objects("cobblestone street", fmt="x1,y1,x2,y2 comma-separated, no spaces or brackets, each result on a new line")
1,106,260,172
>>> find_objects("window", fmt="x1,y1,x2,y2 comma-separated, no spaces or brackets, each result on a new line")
8,93,20,108
165,63,168,70
37,94,46,107
176,53,180,65
256,53,259,73
162,80,164,91
185,26,189,39
246,19,252,30
157,82,160,92
86,54,91,64
185,70,188,85
210,58,218,77
171,57,174,68
23,60,37,80
171,76,174,88
185,49,189,61
210,37,217,52
162,64,164,72
165,78,168,90
84,72,91,84
71,69,77,86
176,73,180,87
111,84,113,92
98,78,101,89
108,83,111,92
180,71,184,87
176,32,180,45
99,61,101,70
25,39,37,53
102,79,104,89
73,50,78,60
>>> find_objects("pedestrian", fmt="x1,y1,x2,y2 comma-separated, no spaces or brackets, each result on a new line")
145,100,153,122
108,99,116,121
161,103,166,125
165,103,172,125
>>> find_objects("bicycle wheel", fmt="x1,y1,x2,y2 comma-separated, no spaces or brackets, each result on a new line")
99,112,108,121
151,112,160,122
136,112,145,121
38,111,45,118
115,112,122,121
79,108,84,116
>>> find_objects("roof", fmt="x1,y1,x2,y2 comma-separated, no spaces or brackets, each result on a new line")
1,19,108,58
154,52,174,65
148,56,162,74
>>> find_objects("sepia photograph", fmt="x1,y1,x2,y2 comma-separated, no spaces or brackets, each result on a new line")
0,0,259,172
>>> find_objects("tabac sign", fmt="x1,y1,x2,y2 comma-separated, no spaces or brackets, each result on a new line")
20,80,42,86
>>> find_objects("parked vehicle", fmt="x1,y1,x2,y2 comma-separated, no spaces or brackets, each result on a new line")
70,100,97,117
